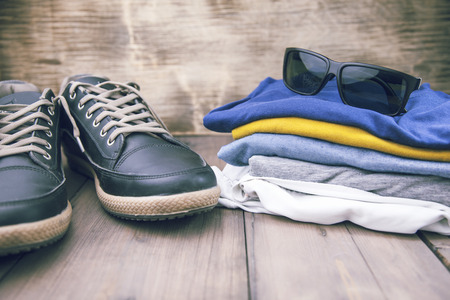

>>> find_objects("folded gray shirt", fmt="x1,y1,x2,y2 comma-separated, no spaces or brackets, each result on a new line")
248,155,450,206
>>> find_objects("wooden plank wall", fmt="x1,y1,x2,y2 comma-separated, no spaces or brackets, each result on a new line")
0,0,449,133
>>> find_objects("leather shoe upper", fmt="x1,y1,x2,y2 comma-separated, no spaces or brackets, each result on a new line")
0,81,67,226
59,75,217,197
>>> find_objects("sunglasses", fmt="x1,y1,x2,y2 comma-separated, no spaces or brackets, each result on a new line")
283,48,422,116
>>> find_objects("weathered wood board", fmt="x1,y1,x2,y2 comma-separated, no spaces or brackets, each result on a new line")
245,213,450,300
1,0,449,133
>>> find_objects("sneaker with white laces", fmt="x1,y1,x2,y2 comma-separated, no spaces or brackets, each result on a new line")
0,80,71,256
58,75,220,220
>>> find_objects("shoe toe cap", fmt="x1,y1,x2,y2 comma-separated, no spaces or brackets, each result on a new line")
96,141,218,197
115,142,207,175
0,166,67,226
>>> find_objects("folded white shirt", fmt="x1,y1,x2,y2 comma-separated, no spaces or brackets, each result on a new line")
213,165,450,235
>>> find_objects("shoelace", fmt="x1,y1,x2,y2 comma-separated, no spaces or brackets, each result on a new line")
0,90,55,159
57,81,170,152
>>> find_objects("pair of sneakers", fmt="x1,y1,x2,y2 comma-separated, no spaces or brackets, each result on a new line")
0,75,220,256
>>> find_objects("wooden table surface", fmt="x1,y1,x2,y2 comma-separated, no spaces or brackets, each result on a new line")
0,135,449,300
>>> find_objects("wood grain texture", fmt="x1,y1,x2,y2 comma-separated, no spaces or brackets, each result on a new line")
0,181,248,299
1,0,449,133
419,231,450,271
245,213,450,300
346,223,450,300
244,214,385,299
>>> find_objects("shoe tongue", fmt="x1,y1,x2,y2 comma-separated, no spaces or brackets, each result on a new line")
0,92,42,105
0,81,41,105
71,74,110,85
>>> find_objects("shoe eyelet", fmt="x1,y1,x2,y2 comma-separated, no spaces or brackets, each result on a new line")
47,119,53,126
100,129,107,137
48,107,55,116
107,138,115,146
70,92,76,100
43,153,52,160
46,130,53,137
45,142,52,150
86,111,93,119
78,102,85,110
93,120,100,127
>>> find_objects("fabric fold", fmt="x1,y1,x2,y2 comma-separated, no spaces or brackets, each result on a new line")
204,77,450,149
232,117,450,161
248,155,450,206
217,133,450,178
212,165,450,235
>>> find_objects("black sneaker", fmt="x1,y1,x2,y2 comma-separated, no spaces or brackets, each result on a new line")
0,80,71,256
58,75,220,220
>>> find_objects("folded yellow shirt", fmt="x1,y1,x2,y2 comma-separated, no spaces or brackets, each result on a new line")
232,117,450,162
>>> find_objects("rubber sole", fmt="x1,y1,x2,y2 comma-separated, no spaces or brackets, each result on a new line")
96,179,220,220
0,202,72,256
66,152,220,221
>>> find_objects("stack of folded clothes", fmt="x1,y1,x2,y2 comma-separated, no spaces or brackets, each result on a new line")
203,77,450,235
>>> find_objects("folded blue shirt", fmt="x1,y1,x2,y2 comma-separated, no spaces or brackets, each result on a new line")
218,133,450,178
204,78,450,149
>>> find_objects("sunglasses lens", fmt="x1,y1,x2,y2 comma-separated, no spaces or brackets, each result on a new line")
340,66,407,115
284,51,328,94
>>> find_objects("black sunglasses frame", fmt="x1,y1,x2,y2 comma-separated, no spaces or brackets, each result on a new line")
283,48,422,116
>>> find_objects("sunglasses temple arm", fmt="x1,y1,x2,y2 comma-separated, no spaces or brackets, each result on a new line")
400,78,421,115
